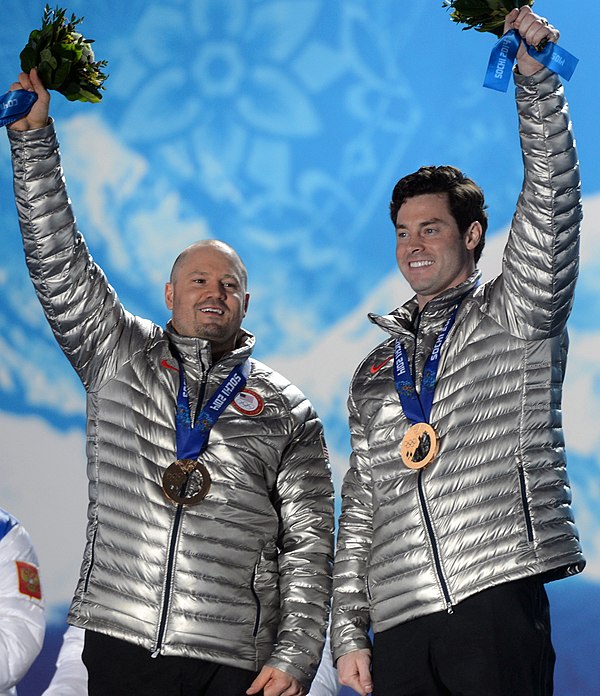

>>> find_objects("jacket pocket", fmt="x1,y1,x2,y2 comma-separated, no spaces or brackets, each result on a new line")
83,525,99,593
251,545,280,639
365,568,374,603
517,465,534,543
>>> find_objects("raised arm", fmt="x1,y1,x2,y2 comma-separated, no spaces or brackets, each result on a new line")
491,9,582,339
7,71,145,390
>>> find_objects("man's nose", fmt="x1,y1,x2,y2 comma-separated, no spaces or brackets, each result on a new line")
408,238,425,253
205,280,226,299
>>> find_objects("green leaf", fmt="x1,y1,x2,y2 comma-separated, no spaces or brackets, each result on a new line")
40,47,57,69
53,59,72,85
60,42,83,62
75,88,101,103
19,45,37,72
36,62,55,88
61,80,80,97
56,42,79,59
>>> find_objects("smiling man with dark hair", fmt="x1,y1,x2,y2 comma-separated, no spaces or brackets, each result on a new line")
332,8,585,696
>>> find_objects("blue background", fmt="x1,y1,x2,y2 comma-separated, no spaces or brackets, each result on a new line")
1,2,599,694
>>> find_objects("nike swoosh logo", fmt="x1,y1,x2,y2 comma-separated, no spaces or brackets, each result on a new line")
370,356,393,374
161,359,178,372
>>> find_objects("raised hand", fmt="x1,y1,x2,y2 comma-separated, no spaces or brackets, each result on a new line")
504,6,560,76
7,68,50,132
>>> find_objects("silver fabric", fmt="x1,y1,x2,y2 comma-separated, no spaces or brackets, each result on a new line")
332,68,585,661
9,123,334,689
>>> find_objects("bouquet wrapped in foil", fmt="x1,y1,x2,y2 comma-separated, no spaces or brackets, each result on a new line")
20,4,108,103
442,0,535,38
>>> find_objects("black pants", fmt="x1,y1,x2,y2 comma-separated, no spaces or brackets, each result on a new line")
82,631,259,696
372,577,555,696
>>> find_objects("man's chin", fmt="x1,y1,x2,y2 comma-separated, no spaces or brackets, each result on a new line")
194,325,238,351
194,326,226,342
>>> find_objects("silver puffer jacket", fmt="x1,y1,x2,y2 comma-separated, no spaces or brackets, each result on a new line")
331,68,585,661
9,122,334,688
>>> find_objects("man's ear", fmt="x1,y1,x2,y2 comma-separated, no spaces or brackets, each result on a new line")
465,221,482,251
165,282,174,311
243,293,250,316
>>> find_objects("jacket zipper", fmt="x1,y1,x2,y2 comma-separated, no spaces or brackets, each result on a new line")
152,366,210,657
417,470,453,612
412,310,453,613
152,504,185,657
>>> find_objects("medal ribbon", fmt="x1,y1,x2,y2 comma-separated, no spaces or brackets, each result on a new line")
483,29,578,92
174,356,250,459
0,89,38,128
393,308,459,425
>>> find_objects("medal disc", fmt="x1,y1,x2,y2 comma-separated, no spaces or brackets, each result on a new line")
400,422,439,470
162,459,211,505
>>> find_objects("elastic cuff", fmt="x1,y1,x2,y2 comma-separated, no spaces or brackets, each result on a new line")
7,116,55,143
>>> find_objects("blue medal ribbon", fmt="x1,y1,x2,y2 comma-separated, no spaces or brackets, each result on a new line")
175,356,250,460
527,39,579,82
0,89,38,128
483,29,578,92
393,308,459,425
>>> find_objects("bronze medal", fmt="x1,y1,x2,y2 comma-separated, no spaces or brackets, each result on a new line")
400,422,439,470
162,459,211,506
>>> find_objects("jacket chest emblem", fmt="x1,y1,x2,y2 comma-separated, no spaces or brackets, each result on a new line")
370,356,393,374
16,561,42,600
232,389,264,416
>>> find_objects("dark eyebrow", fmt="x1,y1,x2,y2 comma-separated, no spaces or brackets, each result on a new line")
396,217,445,230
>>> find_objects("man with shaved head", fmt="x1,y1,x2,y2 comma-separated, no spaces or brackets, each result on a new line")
165,240,250,359
6,71,334,696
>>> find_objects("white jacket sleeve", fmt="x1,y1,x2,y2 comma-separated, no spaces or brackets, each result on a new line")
307,630,339,696
0,510,45,694
42,625,87,696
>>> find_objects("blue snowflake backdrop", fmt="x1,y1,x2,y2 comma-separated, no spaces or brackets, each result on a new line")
1,2,599,694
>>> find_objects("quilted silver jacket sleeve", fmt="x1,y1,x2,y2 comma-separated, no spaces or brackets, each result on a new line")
329,389,373,658
262,383,335,683
331,68,582,661
494,67,581,337
8,120,147,391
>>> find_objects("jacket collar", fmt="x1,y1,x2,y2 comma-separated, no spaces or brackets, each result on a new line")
165,322,255,371
369,269,482,338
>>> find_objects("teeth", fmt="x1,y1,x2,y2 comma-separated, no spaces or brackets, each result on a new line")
410,260,433,268
201,308,223,315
